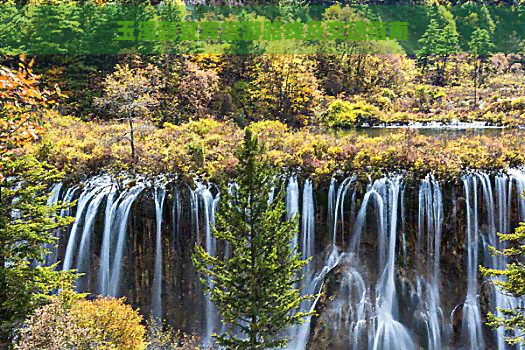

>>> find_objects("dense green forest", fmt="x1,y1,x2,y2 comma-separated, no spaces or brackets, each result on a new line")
2,0,525,349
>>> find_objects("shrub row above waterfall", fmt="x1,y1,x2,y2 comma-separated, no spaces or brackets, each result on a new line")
30,116,525,183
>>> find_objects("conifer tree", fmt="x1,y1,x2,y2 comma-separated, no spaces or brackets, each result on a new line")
0,56,75,345
468,28,494,109
193,128,311,350
417,18,459,86
481,222,525,346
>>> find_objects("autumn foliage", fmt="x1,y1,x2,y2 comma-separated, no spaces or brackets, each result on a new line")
17,292,147,350
0,55,63,180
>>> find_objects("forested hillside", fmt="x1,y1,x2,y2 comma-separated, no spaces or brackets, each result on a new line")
3,1,525,350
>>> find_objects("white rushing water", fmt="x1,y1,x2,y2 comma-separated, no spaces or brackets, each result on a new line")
415,175,444,350
286,175,300,251
461,174,485,350
301,179,315,278
48,169,525,350
152,183,167,323
192,182,219,348
107,182,146,296
43,182,63,267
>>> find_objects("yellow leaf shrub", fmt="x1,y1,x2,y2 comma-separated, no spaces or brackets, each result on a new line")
69,297,146,350
17,294,146,350
28,116,525,184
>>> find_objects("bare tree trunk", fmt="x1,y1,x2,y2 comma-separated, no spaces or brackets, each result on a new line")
129,111,136,161
473,59,479,110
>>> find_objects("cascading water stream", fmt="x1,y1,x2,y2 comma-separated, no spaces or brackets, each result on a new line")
75,185,113,290
63,177,113,271
286,176,300,220
510,169,525,219
327,178,336,232
98,187,117,296
370,176,416,350
45,186,78,268
415,175,444,350
46,169,525,350
333,176,356,248
194,182,220,348
462,174,485,350
483,172,525,350
107,182,146,297
288,176,351,350
43,183,63,267
507,170,525,349
301,179,315,281
286,176,300,251
62,185,101,271
152,184,167,323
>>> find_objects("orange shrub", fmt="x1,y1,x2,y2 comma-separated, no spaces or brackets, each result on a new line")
17,292,146,350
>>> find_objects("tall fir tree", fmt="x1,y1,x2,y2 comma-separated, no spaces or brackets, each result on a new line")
468,28,494,110
481,222,525,346
417,18,459,86
193,128,312,350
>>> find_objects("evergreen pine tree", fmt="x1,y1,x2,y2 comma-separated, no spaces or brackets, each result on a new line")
417,18,459,86
481,223,525,346
0,57,75,345
0,155,75,344
193,128,312,350
468,28,494,109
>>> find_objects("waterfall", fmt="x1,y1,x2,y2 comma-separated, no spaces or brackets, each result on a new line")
286,176,300,251
62,186,97,271
301,179,315,270
46,186,78,267
98,187,117,296
288,176,349,350
332,176,356,247
286,176,300,220
416,175,444,350
491,174,512,350
152,184,166,323
462,174,485,350
288,245,342,350
509,169,525,349
43,183,63,267
369,176,416,350
509,169,525,219
63,177,111,271
293,175,416,350
47,169,525,350
483,172,525,350
194,182,219,348
173,186,182,235
327,178,336,231
349,185,383,255
47,183,63,207
107,182,145,297
75,185,113,290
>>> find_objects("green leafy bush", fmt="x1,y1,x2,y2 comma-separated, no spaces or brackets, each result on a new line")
327,99,383,128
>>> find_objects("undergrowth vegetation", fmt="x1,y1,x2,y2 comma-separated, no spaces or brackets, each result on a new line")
31,116,525,184
16,291,146,350
16,289,201,350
